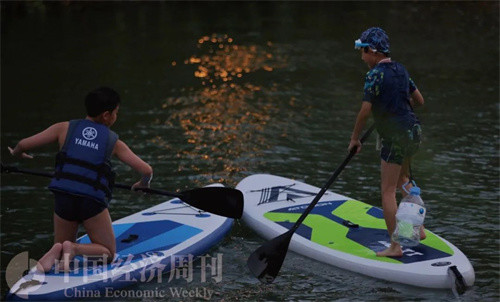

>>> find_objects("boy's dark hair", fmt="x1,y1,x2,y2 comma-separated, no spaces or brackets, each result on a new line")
85,87,121,117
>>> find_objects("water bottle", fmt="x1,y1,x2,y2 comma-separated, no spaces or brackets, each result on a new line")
392,182,425,247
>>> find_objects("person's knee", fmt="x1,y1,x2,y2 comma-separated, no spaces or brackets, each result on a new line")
381,188,398,209
381,185,397,197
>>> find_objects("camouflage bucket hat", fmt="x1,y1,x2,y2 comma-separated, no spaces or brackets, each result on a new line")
354,27,390,54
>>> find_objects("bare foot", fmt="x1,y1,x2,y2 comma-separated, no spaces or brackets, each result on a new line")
62,241,76,272
376,242,403,257
420,225,426,241
37,243,63,272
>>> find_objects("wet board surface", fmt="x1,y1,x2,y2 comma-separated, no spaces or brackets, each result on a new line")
237,174,475,289
7,184,233,300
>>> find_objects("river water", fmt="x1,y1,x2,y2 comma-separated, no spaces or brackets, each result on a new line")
1,2,498,301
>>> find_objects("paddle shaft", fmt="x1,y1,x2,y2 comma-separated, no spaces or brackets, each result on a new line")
245,124,376,283
1,164,182,198
2,163,244,219
291,124,375,232
115,184,182,198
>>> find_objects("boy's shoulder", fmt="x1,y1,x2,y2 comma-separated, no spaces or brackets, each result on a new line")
51,121,70,131
365,66,384,84
366,61,408,78
366,66,383,76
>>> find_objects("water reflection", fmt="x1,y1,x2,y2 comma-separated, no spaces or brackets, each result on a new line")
154,34,287,185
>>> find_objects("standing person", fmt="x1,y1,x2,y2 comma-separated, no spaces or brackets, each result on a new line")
9,87,153,271
347,27,425,257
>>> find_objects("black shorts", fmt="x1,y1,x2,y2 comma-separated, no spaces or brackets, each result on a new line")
53,191,107,222
380,124,422,165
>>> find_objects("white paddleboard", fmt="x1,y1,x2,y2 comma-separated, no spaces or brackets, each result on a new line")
237,174,475,289
7,184,233,300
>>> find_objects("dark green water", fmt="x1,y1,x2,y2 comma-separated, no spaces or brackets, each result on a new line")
1,2,498,301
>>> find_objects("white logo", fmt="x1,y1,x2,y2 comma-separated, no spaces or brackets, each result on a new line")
6,251,45,299
82,127,98,140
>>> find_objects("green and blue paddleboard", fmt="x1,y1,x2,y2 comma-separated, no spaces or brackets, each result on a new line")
237,174,474,289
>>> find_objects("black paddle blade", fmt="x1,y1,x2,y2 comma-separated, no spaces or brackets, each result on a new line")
247,230,293,284
180,187,243,219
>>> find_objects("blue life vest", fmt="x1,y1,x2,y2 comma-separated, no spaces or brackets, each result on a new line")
48,119,118,205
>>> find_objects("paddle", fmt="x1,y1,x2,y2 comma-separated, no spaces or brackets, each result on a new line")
247,124,376,283
1,164,243,219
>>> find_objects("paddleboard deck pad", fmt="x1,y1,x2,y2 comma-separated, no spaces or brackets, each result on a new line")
237,174,474,289
7,184,233,300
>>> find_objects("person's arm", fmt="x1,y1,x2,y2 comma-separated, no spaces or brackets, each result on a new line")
113,140,153,189
410,89,424,108
9,122,68,159
348,101,372,154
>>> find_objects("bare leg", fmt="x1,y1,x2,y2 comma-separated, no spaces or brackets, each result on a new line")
36,214,79,272
61,209,116,271
397,158,411,198
53,213,79,243
398,158,426,241
420,225,426,240
376,160,403,257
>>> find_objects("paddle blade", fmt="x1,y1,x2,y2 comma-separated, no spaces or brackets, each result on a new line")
247,230,293,284
180,187,243,219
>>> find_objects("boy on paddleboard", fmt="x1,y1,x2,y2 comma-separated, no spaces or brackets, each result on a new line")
9,87,153,271
347,27,425,257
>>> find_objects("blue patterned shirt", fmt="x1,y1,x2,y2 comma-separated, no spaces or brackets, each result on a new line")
362,61,419,138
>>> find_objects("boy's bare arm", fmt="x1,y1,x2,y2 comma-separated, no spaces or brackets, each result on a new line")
348,101,372,154
410,89,424,107
9,122,68,158
113,140,153,188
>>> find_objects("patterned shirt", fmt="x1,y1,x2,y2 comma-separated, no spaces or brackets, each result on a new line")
362,60,419,139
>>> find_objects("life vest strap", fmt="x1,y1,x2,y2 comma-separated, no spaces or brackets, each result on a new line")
54,172,113,199
54,152,115,199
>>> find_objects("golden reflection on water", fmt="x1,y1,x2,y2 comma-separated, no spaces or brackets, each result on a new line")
154,34,287,185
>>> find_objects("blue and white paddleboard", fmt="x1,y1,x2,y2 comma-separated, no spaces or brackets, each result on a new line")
7,184,233,300
237,174,475,289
